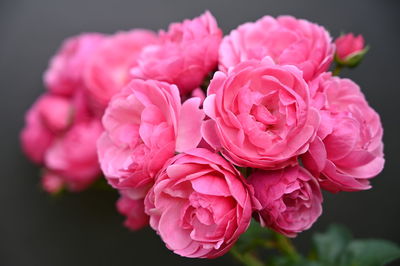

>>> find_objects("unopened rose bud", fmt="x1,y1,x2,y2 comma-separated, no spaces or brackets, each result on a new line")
334,33,368,67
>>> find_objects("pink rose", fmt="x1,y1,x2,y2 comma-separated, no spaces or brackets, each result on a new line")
84,30,158,109
45,120,103,191
21,89,97,166
20,94,72,164
335,33,366,62
202,58,320,169
248,166,323,237
23,36,106,192
219,16,334,81
144,148,258,258
21,91,102,192
131,11,222,95
117,193,149,231
302,73,384,192
44,33,105,96
97,79,204,197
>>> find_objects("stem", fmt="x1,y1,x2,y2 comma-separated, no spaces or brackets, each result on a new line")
230,246,264,266
332,64,343,76
270,232,300,261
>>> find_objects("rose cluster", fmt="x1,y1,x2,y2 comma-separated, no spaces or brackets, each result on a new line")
21,12,383,258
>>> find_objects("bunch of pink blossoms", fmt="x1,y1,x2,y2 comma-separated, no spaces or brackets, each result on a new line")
21,12,383,258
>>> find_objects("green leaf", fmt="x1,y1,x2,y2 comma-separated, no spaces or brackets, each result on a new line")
312,224,352,265
340,239,400,266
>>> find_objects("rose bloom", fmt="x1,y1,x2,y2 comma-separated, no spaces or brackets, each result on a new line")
145,148,258,258
21,89,103,191
44,33,105,96
335,33,365,61
97,79,204,198
44,120,103,191
302,73,384,192
84,30,158,109
117,192,149,231
248,165,323,237
202,58,319,169
131,11,222,96
219,15,334,81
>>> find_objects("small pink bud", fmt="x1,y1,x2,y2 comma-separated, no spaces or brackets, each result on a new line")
335,33,367,66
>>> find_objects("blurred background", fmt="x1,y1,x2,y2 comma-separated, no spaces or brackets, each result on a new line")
1,0,399,265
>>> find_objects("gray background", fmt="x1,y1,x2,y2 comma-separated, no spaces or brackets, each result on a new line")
1,0,399,265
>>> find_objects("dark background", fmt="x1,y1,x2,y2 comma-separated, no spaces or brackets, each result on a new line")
1,0,399,265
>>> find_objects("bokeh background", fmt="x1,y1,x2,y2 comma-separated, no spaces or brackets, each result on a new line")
1,0,399,265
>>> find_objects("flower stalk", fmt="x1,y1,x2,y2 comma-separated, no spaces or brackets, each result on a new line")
230,246,264,266
332,64,343,76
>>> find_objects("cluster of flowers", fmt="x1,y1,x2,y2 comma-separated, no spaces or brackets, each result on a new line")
21,12,383,258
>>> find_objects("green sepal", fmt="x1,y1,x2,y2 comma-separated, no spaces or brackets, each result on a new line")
335,46,369,68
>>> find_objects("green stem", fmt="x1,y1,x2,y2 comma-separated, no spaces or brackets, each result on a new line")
230,246,264,266
270,232,300,261
332,64,343,76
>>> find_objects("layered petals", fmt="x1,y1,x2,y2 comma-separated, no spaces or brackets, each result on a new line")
131,11,222,95
202,58,319,169
248,166,323,237
303,73,384,192
97,79,204,195
44,120,103,191
144,148,258,258
84,30,158,109
219,16,334,81
44,33,105,96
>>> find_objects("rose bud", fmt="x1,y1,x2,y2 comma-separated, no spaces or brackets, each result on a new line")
248,166,323,237
97,79,204,199
145,148,259,258
219,15,334,81
302,73,384,192
202,57,319,169
117,193,149,231
131,11,222,96
334,33,368,67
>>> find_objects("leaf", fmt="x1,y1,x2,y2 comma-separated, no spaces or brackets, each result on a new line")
312,224,352,265
340,239,400,266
